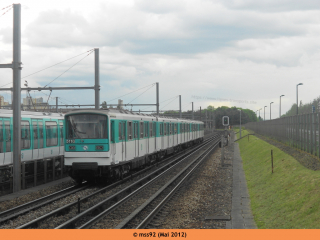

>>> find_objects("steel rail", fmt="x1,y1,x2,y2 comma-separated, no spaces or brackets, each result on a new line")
0,183,89,224
136,138,220,229
16,133,219,229
76,135,220,229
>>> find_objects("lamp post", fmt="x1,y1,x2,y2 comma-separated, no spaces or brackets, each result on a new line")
238,109,241,138
256,110,258,121
296,83,303,115
270,102,273,120
280,95,285,118
259,108,262,121
264,106,267,121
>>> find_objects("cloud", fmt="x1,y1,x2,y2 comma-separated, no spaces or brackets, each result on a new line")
218,0,320,12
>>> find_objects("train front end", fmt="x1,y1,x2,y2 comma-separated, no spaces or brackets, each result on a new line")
64,111,110,182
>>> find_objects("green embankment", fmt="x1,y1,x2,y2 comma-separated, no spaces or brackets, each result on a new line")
235,128,320,229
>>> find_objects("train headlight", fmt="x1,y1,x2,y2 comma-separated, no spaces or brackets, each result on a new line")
69,146,76,150
96,145,104,150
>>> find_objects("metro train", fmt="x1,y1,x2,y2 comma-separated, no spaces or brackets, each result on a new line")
0,110,64,181
64,109,205,182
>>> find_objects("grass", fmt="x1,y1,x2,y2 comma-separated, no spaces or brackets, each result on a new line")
236,129,320,229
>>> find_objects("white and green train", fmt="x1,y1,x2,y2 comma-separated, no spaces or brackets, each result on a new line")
0,109,64,167
65,109,204,182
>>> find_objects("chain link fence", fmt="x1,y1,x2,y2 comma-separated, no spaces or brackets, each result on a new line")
246,113,320,158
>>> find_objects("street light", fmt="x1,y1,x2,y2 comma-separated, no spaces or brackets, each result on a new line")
238,109,241,138
297,83,303,115
280,95,285,118
264,106,267,121
270,102,273,120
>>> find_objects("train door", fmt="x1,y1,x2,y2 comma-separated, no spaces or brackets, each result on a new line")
139,122,144,156
154,122,156,150
58,120,64,155
172,123,175,146
162,123,165,149
110,121,116,163
32,120,39,160
134,122,138,157
4,119,12,165
145,122,149,153
38,121,44,159
176,123,178,145
119,121,126,162
0,118,3,165
167,123,170,147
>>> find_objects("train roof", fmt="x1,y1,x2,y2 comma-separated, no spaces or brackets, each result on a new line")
0,109,64,119
65,108,204,124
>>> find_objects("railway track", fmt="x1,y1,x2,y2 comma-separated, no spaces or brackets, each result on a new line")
33,134,219,229
0,132,221,229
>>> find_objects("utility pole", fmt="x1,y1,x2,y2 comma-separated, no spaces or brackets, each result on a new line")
156,82,159,116
56,97,58,112
179,95,181,118
192,102,194,120
94,48,100,110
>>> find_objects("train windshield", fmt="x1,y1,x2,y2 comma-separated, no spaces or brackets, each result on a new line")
66,114,108,139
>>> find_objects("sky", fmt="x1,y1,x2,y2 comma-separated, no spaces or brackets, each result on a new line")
1,0,320,119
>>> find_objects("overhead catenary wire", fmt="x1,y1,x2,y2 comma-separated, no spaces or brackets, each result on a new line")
141,95,179,111
127,84,155,104
160,96,179,111
0,4,12,18
0,49,95,89
43,50,94,88
22,49,94,80
106,83,156,103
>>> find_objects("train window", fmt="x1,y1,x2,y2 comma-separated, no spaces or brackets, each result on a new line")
153,122,156,136
66,114,108,139
33,122,38,149
144,122,148,138
21,121,31,149
59,122,64,146
45,121,58,147
128,122,132,140
164,123,166,135
149,122,153,137
175,123,177,134
180,124,182,133
140,122,144,138
39,122,44,148
167,123,170,135
119,122,122,140
160,123,163,136
0,121,3,153
5,121,11,152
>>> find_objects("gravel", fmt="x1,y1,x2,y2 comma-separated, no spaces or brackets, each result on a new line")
0,133,234,229
159,143,233,229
